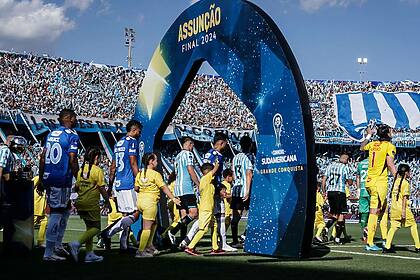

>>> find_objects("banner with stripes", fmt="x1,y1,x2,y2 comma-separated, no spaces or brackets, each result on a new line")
335,91,420,141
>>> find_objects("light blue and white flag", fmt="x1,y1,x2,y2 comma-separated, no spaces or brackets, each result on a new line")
335,91,420,141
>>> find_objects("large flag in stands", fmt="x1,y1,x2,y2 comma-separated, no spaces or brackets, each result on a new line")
335,91,420,141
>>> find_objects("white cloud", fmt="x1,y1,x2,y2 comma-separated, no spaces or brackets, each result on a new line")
299,0,365,13
64,0,94,11
0,0,75,51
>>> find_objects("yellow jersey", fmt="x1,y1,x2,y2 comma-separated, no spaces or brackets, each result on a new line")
364,141,396,181
75,164,106,212
135,169,166,200
33,176,47,216
198,172,215,212
222,180,232,216
390,177,410,215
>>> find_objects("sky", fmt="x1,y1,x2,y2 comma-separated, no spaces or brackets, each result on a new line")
1,0,420,81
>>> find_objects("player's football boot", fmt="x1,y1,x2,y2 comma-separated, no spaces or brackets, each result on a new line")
415,248,420,253
184,247,201,256
210,249,226,255
365,244,382,251
382,247,396,254
54,245,70,256
135,250,153,258
43,254,66,262
167,231,177,245
145,245,160,256
222,244,238,252
85,252,104,263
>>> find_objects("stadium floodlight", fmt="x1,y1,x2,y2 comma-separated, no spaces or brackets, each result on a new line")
125,27,136,69
357,57,368,81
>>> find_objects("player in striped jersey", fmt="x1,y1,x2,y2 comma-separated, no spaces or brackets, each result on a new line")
165,137,200,244
230,136,254,247
321,151,350,245
360,124,396,251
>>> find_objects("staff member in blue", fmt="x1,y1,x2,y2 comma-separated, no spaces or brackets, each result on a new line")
38,109,80,261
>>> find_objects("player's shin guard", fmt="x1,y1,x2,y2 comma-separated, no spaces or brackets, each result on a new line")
325,217,337,229
335,221,345,240
367,213,378,246
44,213,62,257
360,213,369,229
183,220,199,245
56,210,70,247
385,226,397,249
108,215,135,237
379,213,388,240
139,229,151,252
220,216,227,248
170,215,193,235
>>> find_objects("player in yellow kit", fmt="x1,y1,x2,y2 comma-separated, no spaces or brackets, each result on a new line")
33,175,48,247
135,153,180,258
167,172,180,234
313,182,327,244
68,148,111,263
360,124,396,251
185,161,219,256
383,164,420,253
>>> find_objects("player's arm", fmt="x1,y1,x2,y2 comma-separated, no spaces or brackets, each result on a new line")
129,155,139,178
69,152,79,179
98,184,112,212
243,169,253,202
210,159,220,176
107,159,116,196
321,175,327,197
162,185,181,206
360,127,373,151
401,195,408,220
187,165,200,186
386,155,397,177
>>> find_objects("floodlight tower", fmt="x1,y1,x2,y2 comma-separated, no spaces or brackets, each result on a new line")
357,57,368,81
125,27,135,69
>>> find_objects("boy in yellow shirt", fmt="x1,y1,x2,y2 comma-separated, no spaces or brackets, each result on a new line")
185,161,219,256
383,164,420,253
313,183,327,244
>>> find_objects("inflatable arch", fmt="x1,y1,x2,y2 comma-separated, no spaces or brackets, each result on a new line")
134,0,317,258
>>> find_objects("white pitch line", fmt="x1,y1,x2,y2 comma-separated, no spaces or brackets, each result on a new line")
328,245,415,248
66,228,85,232
331,249,420,261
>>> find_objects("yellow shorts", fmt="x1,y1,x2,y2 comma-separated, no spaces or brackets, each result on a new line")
198,211,214,230
366,178,388,210
137,195,158,221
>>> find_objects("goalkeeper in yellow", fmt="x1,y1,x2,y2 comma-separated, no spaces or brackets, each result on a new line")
134,153,180,258
360,124,396,251
383,164,420,253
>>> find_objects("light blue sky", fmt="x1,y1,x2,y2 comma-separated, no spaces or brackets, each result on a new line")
1,0,419,81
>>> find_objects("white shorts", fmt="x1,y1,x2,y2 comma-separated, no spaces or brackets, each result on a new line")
47,186,72,209
115,189,137,214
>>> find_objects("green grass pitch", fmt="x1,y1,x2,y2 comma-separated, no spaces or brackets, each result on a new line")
1,217,419,280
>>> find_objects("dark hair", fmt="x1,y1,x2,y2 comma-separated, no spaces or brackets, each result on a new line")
240,136,252,152
377,124,391,142
393,163,410,201
126,120,143,133
340,151,349,157
200,163,214,173
141,152,156,178
182,137,194,145
58,109,76,125
168,171,176,184
222,168,233,178
81,147,101,179
213,132,228,144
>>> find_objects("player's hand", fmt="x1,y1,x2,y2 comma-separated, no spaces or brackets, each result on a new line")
365,127,372,135
105,200,112,213
402,212,406,221
172,197,181,206
134,185,140,193
243,193,249,202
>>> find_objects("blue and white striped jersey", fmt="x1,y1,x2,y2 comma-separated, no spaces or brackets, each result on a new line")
232,153,253,197
0,145,13,173
325,162,349,193
174,150,195,196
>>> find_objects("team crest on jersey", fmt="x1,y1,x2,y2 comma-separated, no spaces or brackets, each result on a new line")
51,131,63,137
273,113,284,148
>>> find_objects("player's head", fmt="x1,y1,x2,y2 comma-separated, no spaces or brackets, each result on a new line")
222,168,233,183
182,137,194,151
239,135,253,153
142,152,158,169
58,109,77,128
200,162,214,175
9,135,28,154
396,163,410,179
215,184,227,198
376,123,392,142
339,151,349,164
213,132,228,152
346,178,354,186
126,120,142,139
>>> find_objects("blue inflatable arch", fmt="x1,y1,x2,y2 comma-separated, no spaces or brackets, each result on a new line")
134,0,317,258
